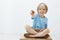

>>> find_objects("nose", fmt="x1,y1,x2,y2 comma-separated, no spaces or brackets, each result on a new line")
41,9,44,11
41,10,44,13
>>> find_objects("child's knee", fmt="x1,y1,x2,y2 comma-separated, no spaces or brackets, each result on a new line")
25,24,30,30
46,28,50,33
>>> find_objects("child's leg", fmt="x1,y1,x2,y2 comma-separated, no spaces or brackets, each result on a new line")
36,28,50,36
25,24,38,34
29,28,50,37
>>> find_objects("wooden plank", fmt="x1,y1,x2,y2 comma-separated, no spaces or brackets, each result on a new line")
20,36,52,40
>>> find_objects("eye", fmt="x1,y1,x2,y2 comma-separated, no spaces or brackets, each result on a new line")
43,9,45,10
39,9,41,10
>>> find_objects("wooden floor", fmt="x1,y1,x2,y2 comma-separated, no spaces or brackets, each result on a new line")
20,36,52,40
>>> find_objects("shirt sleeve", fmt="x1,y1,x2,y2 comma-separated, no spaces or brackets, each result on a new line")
45,24,47,28
31,17,35,19
31,14,38,20
45,18,48,28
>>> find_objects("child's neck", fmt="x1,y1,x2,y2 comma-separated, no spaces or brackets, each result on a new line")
40,15,45,18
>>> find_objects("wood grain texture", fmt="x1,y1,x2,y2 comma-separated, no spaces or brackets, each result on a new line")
20,36,52,40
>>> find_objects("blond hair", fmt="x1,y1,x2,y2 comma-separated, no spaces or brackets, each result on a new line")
37,3,48,13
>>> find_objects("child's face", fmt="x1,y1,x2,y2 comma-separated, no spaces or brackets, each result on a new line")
38,4,46,16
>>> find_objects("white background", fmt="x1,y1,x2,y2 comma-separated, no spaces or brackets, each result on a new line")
0,0,60,39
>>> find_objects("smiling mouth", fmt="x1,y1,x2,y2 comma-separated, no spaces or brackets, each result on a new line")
41,13,44,14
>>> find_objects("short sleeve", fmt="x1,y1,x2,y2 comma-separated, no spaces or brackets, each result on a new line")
45,17,48,28
31,17,35,19
31,14,38,20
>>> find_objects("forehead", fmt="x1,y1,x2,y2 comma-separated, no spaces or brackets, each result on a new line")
38,4,46,9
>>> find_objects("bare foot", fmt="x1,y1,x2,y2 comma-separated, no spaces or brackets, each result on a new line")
29,35,37,37
29,34,44,37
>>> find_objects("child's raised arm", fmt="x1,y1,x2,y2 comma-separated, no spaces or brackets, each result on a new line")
30,10,35,19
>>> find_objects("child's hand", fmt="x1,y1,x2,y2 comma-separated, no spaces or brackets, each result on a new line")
30,10,35,17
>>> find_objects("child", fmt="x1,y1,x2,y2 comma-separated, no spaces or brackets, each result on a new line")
24,3,50,38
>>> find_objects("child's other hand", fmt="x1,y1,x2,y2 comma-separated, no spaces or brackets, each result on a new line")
30,10,35,16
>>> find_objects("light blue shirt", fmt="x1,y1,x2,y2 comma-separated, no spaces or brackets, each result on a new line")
32,14,48,30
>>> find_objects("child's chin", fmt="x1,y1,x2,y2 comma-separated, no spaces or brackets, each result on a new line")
40,14,44,15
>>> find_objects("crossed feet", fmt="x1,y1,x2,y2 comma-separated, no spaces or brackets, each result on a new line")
24,33,49,38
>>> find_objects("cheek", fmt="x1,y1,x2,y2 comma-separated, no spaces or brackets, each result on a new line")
44,10,46,13
38,10,41,13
